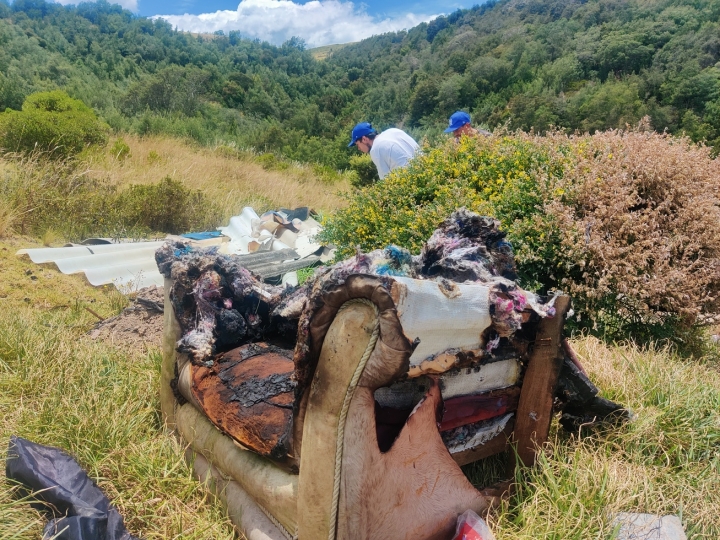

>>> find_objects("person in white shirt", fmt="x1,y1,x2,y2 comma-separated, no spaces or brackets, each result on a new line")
348,122,419,180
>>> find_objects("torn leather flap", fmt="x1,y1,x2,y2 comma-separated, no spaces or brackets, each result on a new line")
6,436,140,540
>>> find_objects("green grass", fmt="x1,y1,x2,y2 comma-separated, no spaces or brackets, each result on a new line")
0,484,45,540
0,237,236,540
1,234,719,538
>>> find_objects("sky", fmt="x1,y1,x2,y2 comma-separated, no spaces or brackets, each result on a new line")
51,0,482,48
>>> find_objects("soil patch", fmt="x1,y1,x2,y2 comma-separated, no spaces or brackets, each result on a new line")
89,286,164,355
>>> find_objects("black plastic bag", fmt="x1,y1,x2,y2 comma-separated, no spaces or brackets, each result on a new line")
6,436,141,540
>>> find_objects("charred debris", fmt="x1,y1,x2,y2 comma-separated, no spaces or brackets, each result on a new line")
156,209,628,439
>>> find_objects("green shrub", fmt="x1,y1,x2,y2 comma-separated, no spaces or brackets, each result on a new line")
347,153,379,187
321,130,720,346
256,152,288,170
110,138,131,161
320,134,573,281
311,163,344,184
0,91,108,158
147,150,162,164
114,177,222,235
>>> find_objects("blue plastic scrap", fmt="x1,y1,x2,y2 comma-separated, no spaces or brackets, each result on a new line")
181,231,223,240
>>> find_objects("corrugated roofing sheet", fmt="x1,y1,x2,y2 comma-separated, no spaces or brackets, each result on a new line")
16,207,326,292
16,241,166,290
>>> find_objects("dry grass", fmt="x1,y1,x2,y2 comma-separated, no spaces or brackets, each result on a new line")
0,134,350,241
0,160,19,238
83,135,350,221
0,200,18,238
483,336,720,539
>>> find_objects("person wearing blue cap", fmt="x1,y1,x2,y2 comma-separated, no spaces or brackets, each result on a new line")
445,111,491,139
348,122,419,180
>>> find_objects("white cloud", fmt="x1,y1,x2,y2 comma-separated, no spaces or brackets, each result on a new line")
53,0,139,10
152,0,438,48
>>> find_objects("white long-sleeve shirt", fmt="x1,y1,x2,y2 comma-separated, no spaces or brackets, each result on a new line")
369,128,419,179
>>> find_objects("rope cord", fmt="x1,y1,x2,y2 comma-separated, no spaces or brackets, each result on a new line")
327,298,380,540
256,500,297,540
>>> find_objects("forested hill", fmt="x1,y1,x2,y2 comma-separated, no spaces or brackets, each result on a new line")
1,0,719,169
342,0,720,141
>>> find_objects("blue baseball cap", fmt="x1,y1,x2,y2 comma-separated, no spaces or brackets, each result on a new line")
348,122,375,147
445,111,471,133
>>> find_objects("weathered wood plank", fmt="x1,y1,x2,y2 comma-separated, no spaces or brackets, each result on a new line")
511,295,571,468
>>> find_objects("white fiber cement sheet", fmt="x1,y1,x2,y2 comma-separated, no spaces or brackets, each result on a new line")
16,241,164,264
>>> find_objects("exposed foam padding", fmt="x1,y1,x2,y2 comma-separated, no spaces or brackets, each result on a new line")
391,276,492,368
441,360,521,399
374,358,521,410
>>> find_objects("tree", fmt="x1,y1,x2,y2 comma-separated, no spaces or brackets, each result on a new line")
0,90,107,157
409,79,439,125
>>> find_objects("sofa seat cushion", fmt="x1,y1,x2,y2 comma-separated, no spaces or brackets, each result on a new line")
190,342,296,462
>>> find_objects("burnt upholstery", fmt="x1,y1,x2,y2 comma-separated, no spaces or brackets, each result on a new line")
162,274,568,540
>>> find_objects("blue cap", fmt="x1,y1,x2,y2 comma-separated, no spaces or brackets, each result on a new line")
444,111,471,133
348,122,375,147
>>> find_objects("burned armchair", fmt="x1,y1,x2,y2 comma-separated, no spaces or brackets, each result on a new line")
157,210,622,540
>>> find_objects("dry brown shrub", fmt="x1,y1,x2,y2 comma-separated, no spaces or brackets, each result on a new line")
554,129,720,332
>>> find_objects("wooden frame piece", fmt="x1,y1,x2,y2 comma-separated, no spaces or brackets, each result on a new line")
511,296,571,468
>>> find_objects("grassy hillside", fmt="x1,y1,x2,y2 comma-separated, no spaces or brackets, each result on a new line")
84,135,349,219
0,134,349,241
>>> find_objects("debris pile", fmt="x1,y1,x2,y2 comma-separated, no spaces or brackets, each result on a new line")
88,286,164,354
156,209,556,368
16,206,329,292
159,208,629,464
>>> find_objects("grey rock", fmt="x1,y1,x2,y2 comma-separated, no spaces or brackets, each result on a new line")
611,513,687,540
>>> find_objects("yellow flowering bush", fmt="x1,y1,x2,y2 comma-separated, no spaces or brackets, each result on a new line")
322,132,574,288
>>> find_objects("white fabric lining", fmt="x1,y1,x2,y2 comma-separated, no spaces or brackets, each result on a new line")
374,358,521,409
440,359,521,400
